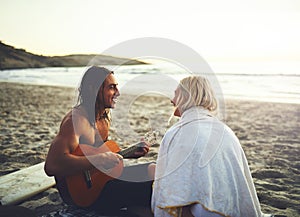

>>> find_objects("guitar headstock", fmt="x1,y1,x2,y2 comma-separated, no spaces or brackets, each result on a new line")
143,131,160,147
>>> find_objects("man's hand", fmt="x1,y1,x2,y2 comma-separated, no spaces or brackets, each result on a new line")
95,152,123,170
127,141,150,159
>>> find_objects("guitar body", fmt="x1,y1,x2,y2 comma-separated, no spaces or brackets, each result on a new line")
65,141,124,207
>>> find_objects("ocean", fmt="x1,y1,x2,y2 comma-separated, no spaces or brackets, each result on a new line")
0,60,299,104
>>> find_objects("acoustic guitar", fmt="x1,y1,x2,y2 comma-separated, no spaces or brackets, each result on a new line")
56,132,158,207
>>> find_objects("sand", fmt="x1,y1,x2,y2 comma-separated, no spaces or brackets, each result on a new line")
0,82,299,217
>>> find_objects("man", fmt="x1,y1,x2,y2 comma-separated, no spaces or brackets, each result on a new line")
45,66,155,216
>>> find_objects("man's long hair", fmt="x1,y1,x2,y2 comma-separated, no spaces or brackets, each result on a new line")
75,66,113,127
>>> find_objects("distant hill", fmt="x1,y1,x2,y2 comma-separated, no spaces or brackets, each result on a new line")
0,41,147,70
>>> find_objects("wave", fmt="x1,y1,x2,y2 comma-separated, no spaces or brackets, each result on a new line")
0,66,299,104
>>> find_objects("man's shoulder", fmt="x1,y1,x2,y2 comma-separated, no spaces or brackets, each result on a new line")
71,106,86,117
60,108,90,130
62,107,87,122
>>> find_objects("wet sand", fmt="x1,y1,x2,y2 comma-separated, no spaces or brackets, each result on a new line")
0,82,299,216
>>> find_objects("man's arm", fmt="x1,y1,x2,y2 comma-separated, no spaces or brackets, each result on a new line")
44,113,121,177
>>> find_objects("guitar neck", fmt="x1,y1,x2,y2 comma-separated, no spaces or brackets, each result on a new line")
119,142,145,158
117,132,158,158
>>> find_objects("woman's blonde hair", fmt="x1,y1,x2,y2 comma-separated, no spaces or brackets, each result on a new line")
176,75,218,113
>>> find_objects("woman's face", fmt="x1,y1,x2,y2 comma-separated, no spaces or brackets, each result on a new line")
171,86,181,117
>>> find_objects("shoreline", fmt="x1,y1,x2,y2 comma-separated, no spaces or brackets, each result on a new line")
1,80,299,106
0,82,299,216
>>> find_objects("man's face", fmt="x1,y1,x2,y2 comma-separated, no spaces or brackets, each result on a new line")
100,73,120,109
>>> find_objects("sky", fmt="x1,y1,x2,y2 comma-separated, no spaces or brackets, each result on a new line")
0,0,300,60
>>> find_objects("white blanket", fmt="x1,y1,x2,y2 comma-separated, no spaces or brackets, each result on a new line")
152,107,266,217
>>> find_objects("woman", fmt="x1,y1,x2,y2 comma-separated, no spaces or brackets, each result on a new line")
152,75,273,217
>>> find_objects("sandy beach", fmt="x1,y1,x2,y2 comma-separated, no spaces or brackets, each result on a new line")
0,81,299,217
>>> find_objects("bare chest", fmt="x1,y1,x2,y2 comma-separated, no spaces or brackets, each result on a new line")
79,119,109,146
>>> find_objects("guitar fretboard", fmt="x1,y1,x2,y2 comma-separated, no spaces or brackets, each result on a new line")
118,131,158,158
119,142,145,158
